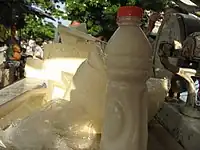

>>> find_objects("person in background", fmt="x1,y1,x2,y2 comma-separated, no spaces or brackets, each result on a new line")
4,25,22,84
34,39,44,59
26,39,35,56
43,40,47,45
26,39,43,59
146,12,162,36
7,25,21,61
20,39,27,49
48,40,53,44
41,40,47,49
9,44,21,61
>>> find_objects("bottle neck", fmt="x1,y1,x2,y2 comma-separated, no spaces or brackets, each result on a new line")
117,16,141,26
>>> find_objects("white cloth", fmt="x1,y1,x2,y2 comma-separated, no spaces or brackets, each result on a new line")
0,45,8,52
34,45,43,59
26,45,43,59
28,40,36,48
26,46,34,56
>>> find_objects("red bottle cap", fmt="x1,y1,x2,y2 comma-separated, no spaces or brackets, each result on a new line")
117,6,143,18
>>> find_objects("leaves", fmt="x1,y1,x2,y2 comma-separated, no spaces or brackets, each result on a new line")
140,0,170,11
21,0,65,40
65,0,170,39
65,0,119,39
0,0,65,40
21,14,55,39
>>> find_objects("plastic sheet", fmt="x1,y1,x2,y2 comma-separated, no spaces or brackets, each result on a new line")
0,78,169,150
0,100,100,150
0,78,45,106
58,24,96,45
64,47,107,133
0,88,48,130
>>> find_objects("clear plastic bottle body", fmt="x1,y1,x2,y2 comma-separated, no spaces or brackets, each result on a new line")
100,16,152,150
106,16,152,84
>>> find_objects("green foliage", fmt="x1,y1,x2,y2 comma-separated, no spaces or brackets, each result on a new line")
0,0,65,40
21,15,55,40
140,0,170,11
66,0,119,39
21,0,65,40
28,0,65,19
65,0,170,39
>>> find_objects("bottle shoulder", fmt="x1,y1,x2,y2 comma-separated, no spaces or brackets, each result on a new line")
109,27,149,44
106,27,152,56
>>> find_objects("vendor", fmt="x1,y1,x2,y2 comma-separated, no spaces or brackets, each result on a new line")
9,44,21,61
7,25,21,61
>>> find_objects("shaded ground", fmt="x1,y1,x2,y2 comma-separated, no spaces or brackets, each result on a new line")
148,120,184,150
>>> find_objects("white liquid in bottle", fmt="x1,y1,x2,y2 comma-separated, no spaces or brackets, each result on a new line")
100,6,152,150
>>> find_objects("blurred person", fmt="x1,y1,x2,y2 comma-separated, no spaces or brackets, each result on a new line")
9,44,21,61
48,40,53,44
34,39,43,59
26,39,35,56
7,25,21,61
26,39,43,59
20,39,27,49
146,12,162,36
43,40,48,45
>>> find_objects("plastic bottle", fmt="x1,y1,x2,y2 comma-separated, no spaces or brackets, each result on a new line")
100,6,152,150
